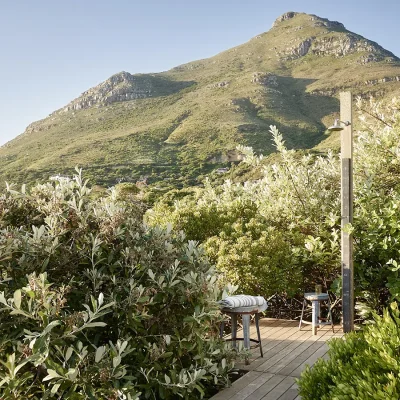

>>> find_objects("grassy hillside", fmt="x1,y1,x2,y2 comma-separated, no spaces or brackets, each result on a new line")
1,11,400,189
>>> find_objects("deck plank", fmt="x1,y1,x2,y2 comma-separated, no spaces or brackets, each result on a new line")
262,332,324,374
266,329,333,374
244,324,304,368
244,374,287,400
277,340,327,376
260,376,296,400
210,371,263,400
210,318,344,400
289,343,329,377
277,387,300,400
255,330,321,372
228,373,274,400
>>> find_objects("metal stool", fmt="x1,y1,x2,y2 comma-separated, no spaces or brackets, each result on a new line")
299,292,334,335
220,302,267,364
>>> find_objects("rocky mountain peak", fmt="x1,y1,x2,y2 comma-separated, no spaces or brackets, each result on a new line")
273,11,298,26
56,71,193,114
308,14,345,30
109,71,133,83
270,12,398,63
59,71,153,113
273,11,345,30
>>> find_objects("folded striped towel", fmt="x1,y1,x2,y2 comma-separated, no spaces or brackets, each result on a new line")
219,295,267,309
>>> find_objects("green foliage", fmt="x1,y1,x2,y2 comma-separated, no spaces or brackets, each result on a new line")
298,302,400,400
114,182,140,196
148,99,400,313
148,126,342,298
205,221,303,295
352,98,400,311
0,169,235,399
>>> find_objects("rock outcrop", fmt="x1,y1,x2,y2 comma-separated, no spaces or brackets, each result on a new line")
251,72,278,87
58,71,193,113
310,15,345,30
61,72,152,112
364,76,400,85
212,81,230,88
273,12,298,27
311,34,380,57
272,12,397,63
279,33,397,61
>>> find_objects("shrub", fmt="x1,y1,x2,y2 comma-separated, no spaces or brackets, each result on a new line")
148,99,400,313
204,214,303,296
114,182,140,199
298,302,400,400
147,127,342,298
0,170,235,399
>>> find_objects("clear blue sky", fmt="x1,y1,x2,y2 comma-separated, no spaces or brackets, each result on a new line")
1,0,399,146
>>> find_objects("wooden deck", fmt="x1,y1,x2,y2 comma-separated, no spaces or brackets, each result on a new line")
210,318,344,400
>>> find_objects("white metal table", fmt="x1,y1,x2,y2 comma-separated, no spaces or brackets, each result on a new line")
299,292,334,335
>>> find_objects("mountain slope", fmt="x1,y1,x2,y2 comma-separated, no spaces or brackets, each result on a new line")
1,11,400,188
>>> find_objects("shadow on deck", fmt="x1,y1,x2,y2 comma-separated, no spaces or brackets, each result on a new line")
210,318,344,400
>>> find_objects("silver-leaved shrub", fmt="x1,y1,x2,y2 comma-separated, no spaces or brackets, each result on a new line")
0,170,236,399
147,98,400,313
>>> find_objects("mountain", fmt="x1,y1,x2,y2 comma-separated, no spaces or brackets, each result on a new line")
1,11,400,188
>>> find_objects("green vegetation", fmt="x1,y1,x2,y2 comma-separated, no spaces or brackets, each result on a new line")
148,98,400,314
0,170,236,399
298,303,400,400
1,12,400,190
2,11,400,398
2,97,400,399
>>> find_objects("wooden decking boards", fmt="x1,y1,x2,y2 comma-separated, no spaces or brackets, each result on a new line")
210,318,344,400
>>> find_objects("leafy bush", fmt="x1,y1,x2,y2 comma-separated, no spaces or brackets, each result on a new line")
0,171,235,399
148,99,400,313
147,127,342,298
298,302,400,400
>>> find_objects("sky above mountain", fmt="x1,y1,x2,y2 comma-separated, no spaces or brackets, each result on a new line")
1,0,399,146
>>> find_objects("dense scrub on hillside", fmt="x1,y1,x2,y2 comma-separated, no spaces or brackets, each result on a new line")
148,98,400,314
0,172,236,399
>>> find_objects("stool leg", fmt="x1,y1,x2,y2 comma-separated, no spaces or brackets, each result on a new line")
255,313,263,358
242,314,251,350
242,314,251,365
328,298,335,333
299,299,306,330
318,300,322,327
312,300,318,335
231,314,237,349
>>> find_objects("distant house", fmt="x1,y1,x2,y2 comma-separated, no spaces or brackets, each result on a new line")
49,175,71,181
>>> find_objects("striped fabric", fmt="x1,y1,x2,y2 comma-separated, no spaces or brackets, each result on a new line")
219,294,267,309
